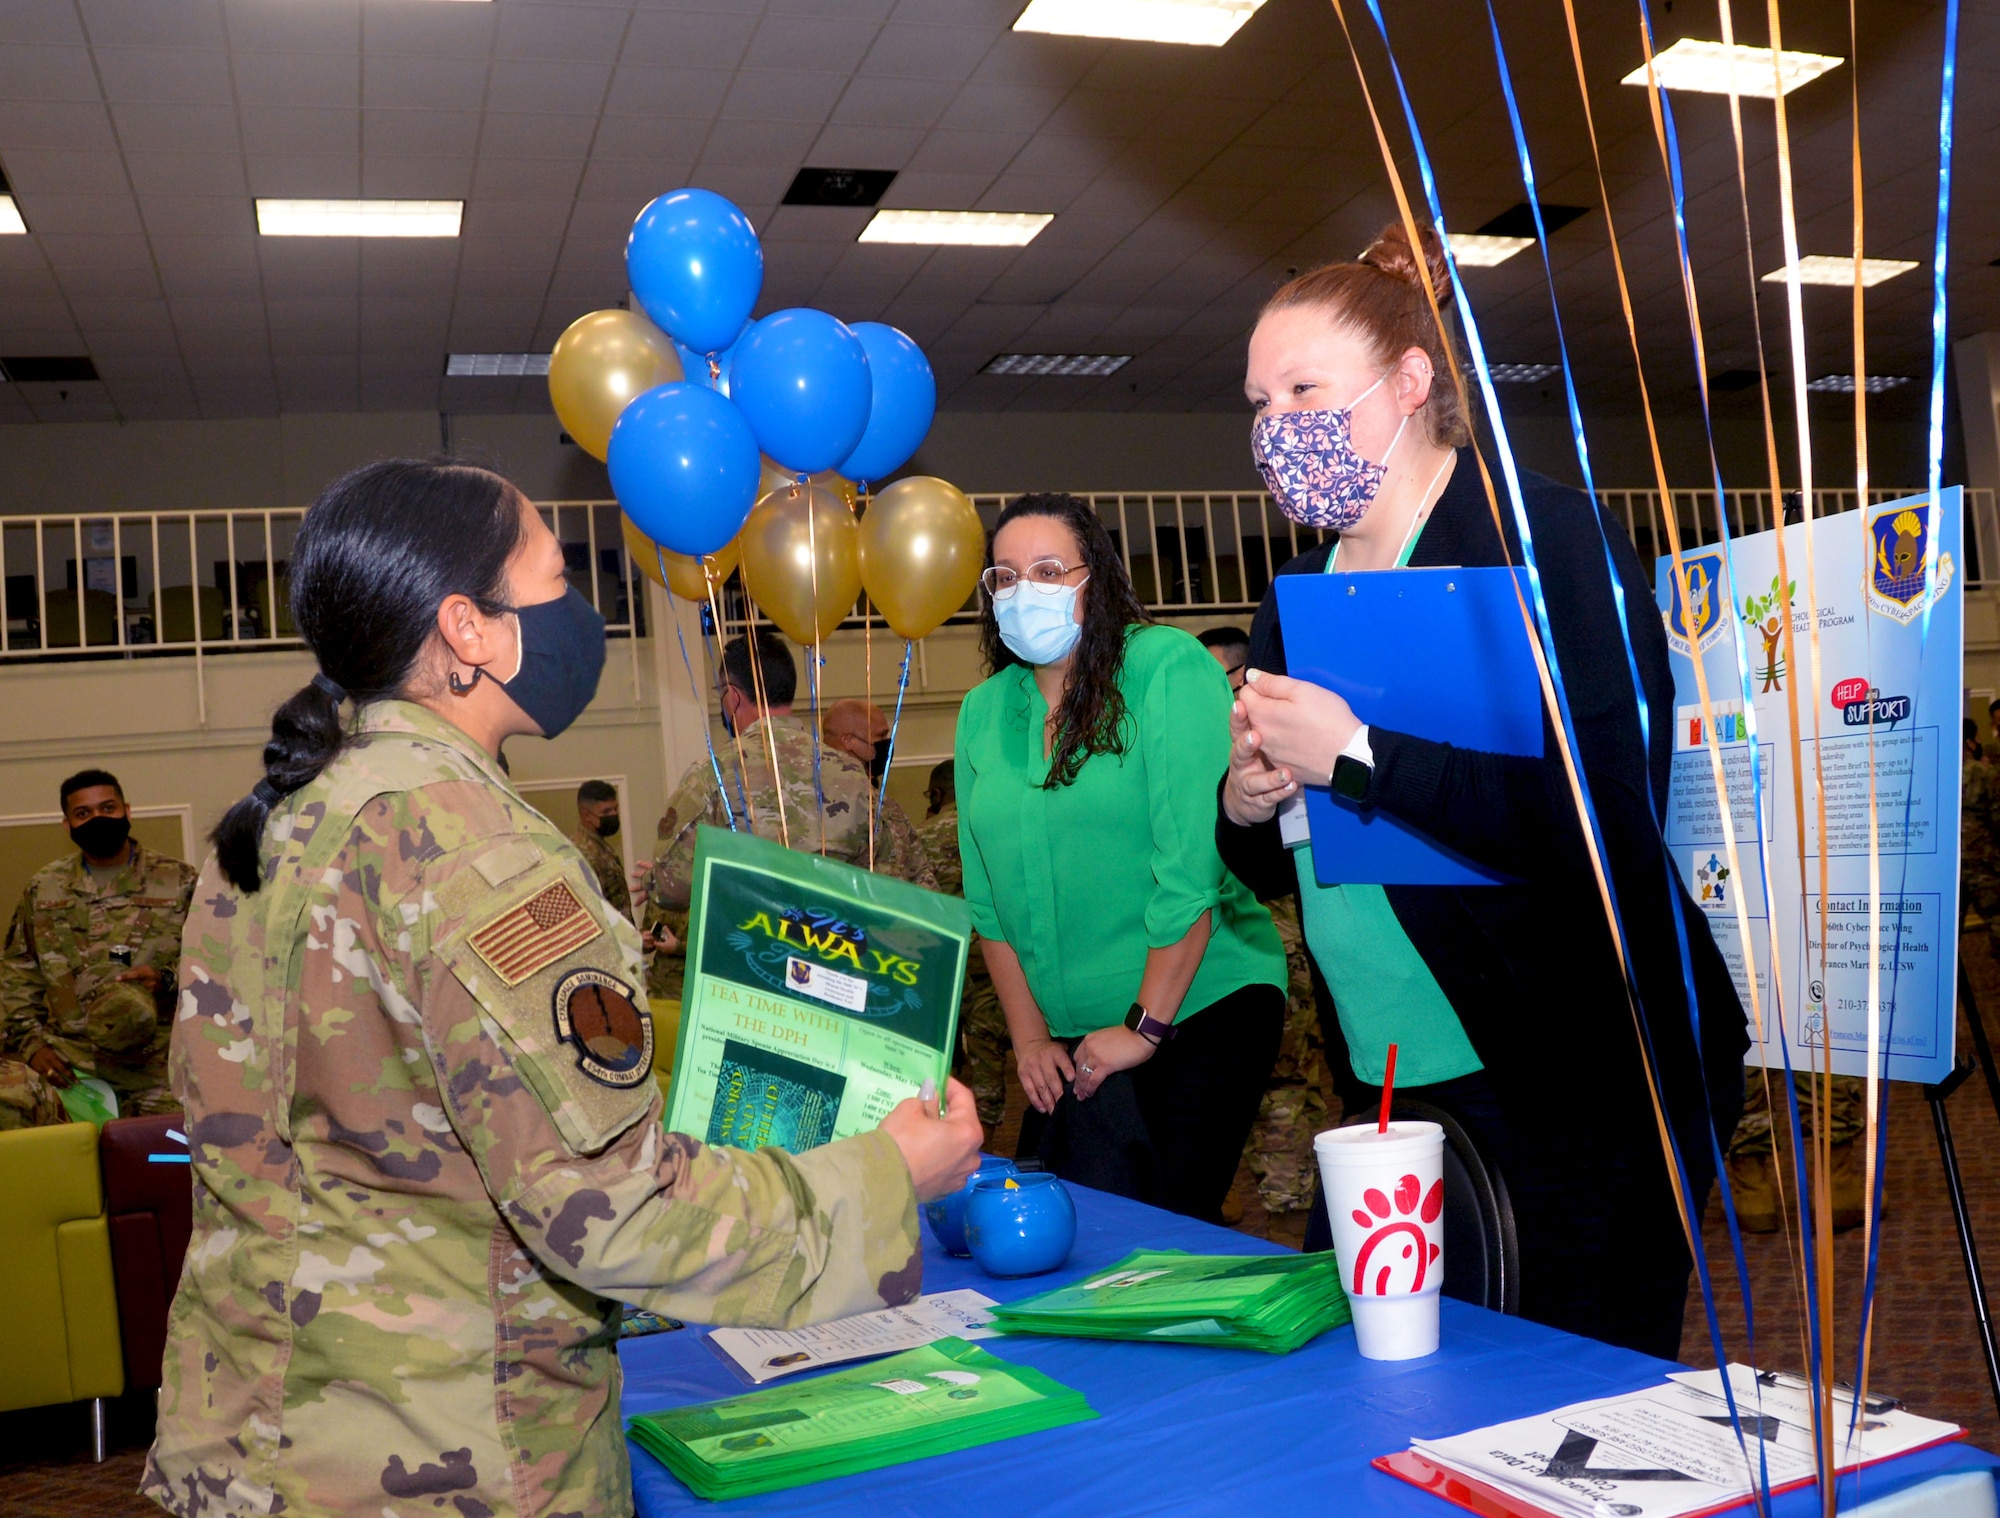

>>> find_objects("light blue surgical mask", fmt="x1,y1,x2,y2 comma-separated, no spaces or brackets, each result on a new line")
994,582,1086,666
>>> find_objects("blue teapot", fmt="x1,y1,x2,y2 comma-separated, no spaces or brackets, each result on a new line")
922,1154,1018,1256
964,1172,1076,1278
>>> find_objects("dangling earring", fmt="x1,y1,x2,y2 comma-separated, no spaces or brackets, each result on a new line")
448,666,480,697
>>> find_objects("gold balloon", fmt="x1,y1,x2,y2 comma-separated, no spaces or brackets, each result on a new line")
757,456,857,512
623,515,739,601
738,482,863,645
548,309,683,461
857,476,984,640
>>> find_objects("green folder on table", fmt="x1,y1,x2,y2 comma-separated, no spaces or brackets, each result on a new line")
627,1338,1095,1500
988,1249,1352,1354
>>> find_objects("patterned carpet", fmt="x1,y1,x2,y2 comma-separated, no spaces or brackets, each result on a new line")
8,937,1998,1513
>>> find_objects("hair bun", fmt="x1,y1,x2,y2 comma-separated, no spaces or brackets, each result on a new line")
1359,223,1455,308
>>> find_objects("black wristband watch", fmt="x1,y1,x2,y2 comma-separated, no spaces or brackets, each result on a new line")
1331,751,1372,802
1124,1002,1178,1044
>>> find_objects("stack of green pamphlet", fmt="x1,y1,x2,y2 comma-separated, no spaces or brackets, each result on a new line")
988,1249,1352,1353
626,1338,1095,1500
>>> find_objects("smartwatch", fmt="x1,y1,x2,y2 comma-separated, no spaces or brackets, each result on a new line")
1332,752,1372,802
1124,1003,1178,1045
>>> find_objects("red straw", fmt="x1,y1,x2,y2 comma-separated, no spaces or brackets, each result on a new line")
1378,1044,1399,1134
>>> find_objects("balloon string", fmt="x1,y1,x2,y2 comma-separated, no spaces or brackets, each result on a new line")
699,558,753,827
864,588,877,873
877,641,913,836
738,587,789,850
802,475,827,855
658,549,736,834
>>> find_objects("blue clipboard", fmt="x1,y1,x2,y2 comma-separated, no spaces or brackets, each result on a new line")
1273,567,1544,886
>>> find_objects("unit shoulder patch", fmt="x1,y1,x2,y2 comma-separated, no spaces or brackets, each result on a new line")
468,880,602,987
552,966,653,1087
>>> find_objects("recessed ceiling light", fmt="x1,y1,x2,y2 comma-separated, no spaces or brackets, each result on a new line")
1761,255,1919,288
1447,233,1534,267
1012,0,1267,46
0,195,25,235
860,210,1052,247
783,168,898,208
983,353,1131,377
446,353,551,377
2,355,98,383
1485,363,1561,383
1806,373,1912,394
1475,203,1588,239
256,198,463,238
1621,38,1843,98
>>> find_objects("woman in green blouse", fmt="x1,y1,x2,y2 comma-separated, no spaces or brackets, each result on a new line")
955,493,1288,1222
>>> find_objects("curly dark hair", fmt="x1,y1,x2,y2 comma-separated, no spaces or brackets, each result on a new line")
978,493,1152,789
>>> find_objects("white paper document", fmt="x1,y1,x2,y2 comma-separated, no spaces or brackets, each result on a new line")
1408,1364,1958,1518
705,1289,998,1385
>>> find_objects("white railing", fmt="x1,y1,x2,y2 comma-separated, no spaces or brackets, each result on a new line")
4,487,1994,665
0,503,644,661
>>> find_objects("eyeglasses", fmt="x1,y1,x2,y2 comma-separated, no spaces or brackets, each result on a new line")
981,558,1089,599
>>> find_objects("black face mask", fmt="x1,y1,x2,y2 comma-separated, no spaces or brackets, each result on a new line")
500,587,606,739
71,815,131,861
868,740,891,786
596,813,621,838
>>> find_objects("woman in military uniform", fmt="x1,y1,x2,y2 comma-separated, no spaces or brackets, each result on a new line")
145,460,981,1518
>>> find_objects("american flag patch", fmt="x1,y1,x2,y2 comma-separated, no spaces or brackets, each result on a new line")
468,881,601,987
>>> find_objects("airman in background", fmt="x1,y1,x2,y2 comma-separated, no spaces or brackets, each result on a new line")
1,768,196,1119
916,760,1010,1132
648,634,937,1003
0,1056,64,1130
820,696,940,894
1241,896,1329,1215
567,777,632,919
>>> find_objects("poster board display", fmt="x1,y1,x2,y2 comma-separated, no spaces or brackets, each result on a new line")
1657,488,1962,1084
662,825,970,1148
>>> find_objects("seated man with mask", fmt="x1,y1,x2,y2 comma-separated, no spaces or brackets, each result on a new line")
2,768,198,1118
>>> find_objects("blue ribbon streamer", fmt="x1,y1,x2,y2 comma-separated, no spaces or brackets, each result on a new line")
1359,0,1760,1463
875,640,915,834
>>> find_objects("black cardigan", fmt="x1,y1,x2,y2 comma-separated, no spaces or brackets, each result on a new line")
1219,449,1748,1172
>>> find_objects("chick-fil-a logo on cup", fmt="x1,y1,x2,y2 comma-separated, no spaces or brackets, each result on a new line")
1347,1172,1445,1296
1314,1121,1447,1359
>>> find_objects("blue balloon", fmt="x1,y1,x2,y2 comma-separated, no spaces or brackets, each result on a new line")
729,309,873,476
838,323,937,485
627,189,763,356
674,320,751,399
606,383,761,558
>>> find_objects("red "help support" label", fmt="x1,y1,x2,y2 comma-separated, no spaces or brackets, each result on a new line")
1831,677,1871,709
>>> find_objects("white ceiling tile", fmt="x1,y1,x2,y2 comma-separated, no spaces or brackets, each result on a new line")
700,118,819,166
92,352,191,383
455,264,555,298
879,169,993,207
935,81,1067,136
602,65,732,120
0,4,87,46
621,11,757,67
449,297,540,335
362,55,489,111
672,162,789,207
363,108,481,159
6,149,129,196
978,173,1086,214
742,17,882,75
763,203,873,243
170,293,268,328
470,157,584,200
555,200,637,241
357,156,471,197
231,52,359,108
36,231,156,268
360,4,495,60
0,46,102,102
151,231,259,270
70,295,175,332
907,129,1028,176
858,24,996,82
488,58,613,115
475,111,599,160
254,246,356,298
577,157,697,201
0,100,119,153
57,264,165,297
495,4,631,62
460,200,571,241
588,114,709,162
827,77,954,128
805,123,923,166
15,194,145,236
237,105,360,156
224,0,359,54
276,368,362,411
123,152,246,197
110,102,242,155
78,0,226,50
718,69,849,125
94,47,235,105
138,193,255,237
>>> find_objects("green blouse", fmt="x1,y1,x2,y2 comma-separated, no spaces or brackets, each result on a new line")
955,624,1287,1038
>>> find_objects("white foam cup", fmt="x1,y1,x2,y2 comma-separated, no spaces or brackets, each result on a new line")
1313,1121,1446,1360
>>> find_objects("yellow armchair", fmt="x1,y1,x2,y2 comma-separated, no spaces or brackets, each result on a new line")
0,1120,125,1458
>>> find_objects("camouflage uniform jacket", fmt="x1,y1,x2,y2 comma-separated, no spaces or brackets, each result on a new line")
914,804,963,897
143,700,922,1518
566,822,632,921
1,842,195,1087
650,713,937,917
1964,756,2000,905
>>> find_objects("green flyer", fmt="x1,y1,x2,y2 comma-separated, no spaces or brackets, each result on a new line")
663,824,972,1149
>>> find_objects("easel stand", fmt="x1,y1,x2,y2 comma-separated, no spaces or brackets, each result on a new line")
1941,952,2000,1421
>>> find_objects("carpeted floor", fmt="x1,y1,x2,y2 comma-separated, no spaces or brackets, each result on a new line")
9,933,1999,1513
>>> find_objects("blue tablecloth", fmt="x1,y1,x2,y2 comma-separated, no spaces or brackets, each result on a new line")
620,1182,1994,1516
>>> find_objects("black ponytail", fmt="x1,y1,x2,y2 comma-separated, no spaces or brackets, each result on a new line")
211,460,524,893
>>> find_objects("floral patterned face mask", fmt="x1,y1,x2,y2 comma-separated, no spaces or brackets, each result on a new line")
1250,372,1408,530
